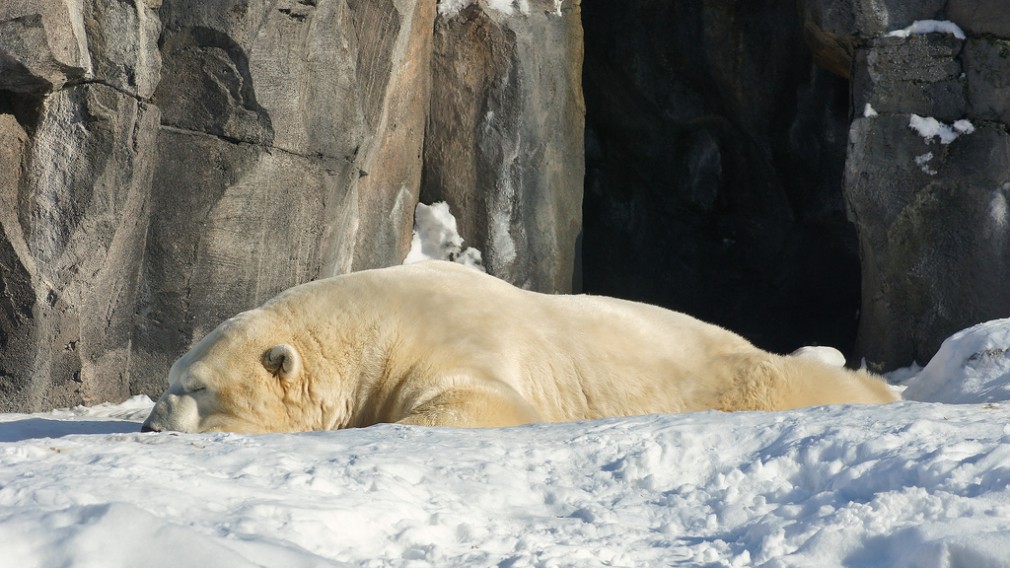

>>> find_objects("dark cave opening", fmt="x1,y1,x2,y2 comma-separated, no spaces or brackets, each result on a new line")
579,1,862,358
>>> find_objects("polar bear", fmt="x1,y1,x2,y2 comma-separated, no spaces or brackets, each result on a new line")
141,261,897,433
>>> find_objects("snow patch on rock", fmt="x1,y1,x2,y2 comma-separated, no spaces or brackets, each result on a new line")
909,114,974,145
403,202,485,271
886,20,966,40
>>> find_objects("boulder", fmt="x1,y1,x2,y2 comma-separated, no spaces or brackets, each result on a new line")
83,0,162,99
949,0,1010,38
797,0,947,77
0,0,163,410
842,9,1010,369
0,0,90,93
852,34,965,121
846,116,1010,369
130,128,355,397
0,113,34,409
963,38,1010,126
349,0,436,271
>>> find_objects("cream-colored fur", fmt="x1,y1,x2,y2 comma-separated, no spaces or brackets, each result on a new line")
142,261,898,433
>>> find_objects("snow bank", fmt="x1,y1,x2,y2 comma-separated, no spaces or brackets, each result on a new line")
885,20,967,40
402,202,484,271
2,400,1010,567
902,319,1010,403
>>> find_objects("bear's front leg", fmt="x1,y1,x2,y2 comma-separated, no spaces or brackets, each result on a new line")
396,383,542,428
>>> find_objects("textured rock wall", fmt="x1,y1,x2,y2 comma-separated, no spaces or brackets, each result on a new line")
0,0,586,410
422,0,584,293
804,0,1010,369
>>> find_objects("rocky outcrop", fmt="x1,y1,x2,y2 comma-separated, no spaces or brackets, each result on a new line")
581,1,858,354
422,0,584,293
800,0,1010,369
0,1,161,411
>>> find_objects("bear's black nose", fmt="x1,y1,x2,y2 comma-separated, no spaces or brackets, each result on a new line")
140,423,160,433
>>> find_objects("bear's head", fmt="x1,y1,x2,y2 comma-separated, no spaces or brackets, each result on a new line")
141,310,313,434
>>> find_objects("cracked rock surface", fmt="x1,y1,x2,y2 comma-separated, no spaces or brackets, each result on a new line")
800,0,1010,369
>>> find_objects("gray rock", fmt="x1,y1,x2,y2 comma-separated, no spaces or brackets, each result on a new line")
0,0,165,410
0,113,34,410
798,0,947,77
949,0,1010,38
130,128,356,397
83,0,162,99
845,116,1010,369
131,0,437,397
838,3,1010,369
422,0,585,293
0,1,90,92
1,85,160,411
349,0,435,271
0,0,160,96
964,38,1010,126
0,0,448,408
852,35,965,122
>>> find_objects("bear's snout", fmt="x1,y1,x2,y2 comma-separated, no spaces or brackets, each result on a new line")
141,391,202,433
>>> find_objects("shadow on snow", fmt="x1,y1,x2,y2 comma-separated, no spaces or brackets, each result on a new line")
0,418,141,442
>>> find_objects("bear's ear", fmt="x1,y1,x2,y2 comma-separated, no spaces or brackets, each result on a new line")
262,344,302,381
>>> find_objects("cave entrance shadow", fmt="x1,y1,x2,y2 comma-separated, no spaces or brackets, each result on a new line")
0,418,141,442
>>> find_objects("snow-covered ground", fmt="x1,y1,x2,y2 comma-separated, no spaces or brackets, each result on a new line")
4,320,1010,567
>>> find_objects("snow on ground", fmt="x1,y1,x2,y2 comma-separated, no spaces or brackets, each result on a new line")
4,322,1010,567
902,318,1010,404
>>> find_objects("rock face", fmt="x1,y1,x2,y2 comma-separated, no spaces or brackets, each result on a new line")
0,1,162,411
581,1,859,354
800,0,1010,369
0,0,586,411
422,0,584,293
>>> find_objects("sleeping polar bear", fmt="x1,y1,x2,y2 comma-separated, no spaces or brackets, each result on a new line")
141,261,897,433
